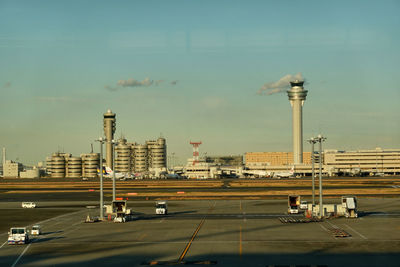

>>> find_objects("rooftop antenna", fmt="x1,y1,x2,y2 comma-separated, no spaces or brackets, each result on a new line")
91,143,94,153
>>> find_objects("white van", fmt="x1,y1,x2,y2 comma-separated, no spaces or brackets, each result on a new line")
22,202,36,208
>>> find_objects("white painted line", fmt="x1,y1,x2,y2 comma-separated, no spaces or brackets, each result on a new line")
49,221,82,238
0,240,7,248
319,224,329,231
0,209,87,237
345,224,368,240
326,220,340,229
11,243,31,267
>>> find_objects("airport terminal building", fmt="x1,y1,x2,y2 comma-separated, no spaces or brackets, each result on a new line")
245,148,400,176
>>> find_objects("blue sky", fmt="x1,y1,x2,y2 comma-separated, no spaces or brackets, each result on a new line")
1,0,399,165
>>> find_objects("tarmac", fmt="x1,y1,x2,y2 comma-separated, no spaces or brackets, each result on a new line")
0,198,400,267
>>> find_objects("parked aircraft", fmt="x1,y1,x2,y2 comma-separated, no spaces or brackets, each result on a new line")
273,167,295,178
242,170,272,178
97,166,125,179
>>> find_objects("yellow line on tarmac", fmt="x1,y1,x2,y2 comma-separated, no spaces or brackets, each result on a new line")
178,202,215,262
178,219,205,262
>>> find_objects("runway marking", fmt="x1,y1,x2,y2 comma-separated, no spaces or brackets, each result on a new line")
59,221,83,237
178,202,215,262
11,243,31,267
319,224,329,232
0,240,7,248
0,209,86,237
326,220,339,229
178,218,205,262
239,225,242,257
344,224,368,240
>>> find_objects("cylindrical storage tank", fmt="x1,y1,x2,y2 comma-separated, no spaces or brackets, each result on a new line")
151,144,166,168
51,155,65,178
82,153,100,178
46,156,52,175
115,141,131,173
134,144,148,172
66,157,82,178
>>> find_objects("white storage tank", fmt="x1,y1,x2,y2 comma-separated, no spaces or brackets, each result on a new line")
66,156,82,178
51,154,65,178
82,153,100,178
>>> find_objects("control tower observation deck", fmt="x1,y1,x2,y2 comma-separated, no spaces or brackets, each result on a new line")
287,80,308,164
103,109,116,169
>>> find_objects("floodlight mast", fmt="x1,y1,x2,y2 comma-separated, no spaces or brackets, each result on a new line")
315,134,326,218
95,137,106,220
111,140,118,201
307,137,317,206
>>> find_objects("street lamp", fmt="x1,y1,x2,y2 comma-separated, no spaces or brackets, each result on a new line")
95,137,106,220
111,139,119,201
307,137,317,206
315,134,327,218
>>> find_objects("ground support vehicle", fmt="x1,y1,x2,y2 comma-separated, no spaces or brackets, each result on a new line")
300,201,308,210
288,195,300,214
31,225,41,235
8,228,29,245
342,196,358,218
22,202,36,208
156,201,168,215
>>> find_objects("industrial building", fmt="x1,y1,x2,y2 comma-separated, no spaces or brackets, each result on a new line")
3,160,23,178
324,148,400,176
205,155,243,166
184,158,220,179
244,148,400,177
45,152,100,179
115,137,167,175
245,152,311,168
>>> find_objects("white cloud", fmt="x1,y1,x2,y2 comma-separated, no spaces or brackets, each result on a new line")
257,73,303,95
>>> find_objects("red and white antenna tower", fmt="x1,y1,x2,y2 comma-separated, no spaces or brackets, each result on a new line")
189,141,202,165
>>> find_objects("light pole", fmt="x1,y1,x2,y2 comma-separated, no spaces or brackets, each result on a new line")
111,139,118,201
307,137,317,206
95,137,105,220
315,134,326,218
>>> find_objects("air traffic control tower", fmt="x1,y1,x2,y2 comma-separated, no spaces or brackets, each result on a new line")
103,109,116,169
287,80,308,164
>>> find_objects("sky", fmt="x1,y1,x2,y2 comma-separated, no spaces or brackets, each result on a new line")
1,0,399,165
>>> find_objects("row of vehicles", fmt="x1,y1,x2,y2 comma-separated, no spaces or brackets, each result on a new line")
8,225,41,245
288,195,358,218
103,200,168,223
